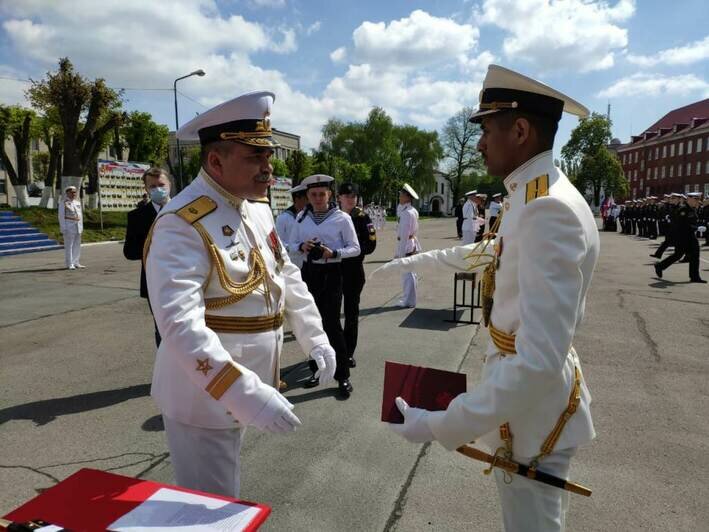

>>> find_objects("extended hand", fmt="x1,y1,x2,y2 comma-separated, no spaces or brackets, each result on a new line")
250,390,302,434
388,397,435,443
310,344,337,386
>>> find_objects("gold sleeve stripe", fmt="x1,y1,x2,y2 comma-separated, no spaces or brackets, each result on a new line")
206,361,242,400
525,174,549,204
488,322,517,354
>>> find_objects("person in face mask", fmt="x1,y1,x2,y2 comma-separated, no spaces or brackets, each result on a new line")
123,167,172,346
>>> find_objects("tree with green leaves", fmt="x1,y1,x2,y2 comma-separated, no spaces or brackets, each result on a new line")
27,57,124,195
285,149,312,184
561,112,628,205
271,157,288,177
122,111,169,164
440,107,485,204
0,105,37,207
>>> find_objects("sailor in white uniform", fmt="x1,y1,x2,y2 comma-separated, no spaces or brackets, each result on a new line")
488,192,503,231
145,91,336,498
461,190,478,244
58,186,84,270
275,183,308,268
289,174,360,398
395,183,421,308
387,65,599,532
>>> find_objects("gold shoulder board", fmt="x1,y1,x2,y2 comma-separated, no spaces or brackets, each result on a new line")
175,196,218,224
525,174,549,204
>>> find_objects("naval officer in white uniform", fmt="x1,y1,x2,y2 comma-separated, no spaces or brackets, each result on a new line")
395,183,421,308
145,91,336,498
387,65,599,531
461,190,478,244
58,185,85,270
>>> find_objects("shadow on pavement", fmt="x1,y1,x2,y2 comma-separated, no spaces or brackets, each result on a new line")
286,387,339,404
142,414,164,432
359,305,406,318
398,308,474,331
2,267,68,274
0,383,151,426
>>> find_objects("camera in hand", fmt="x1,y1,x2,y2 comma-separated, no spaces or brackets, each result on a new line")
308,242,324,261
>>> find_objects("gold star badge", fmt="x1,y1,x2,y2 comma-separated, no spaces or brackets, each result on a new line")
196,358,213,376
510,183,518,192
222,225,234,236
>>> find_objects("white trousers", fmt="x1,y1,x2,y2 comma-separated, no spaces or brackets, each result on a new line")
495,447,576,532
163,416,244,498
63,231,81,267
462,230,476,245
400,272,417,307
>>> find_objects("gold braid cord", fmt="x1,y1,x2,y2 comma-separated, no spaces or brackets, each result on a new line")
190,222,269,310
464,214,503,326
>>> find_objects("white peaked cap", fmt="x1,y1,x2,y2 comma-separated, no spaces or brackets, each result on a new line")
288,183,307,194
401,183,419,200
464,190,477,197
469,65,589,123
176,90,280,148
301,174,335,188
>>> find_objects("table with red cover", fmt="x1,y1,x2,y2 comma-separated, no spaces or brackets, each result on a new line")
3,468,270,531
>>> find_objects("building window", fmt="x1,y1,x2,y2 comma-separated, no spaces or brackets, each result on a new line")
640,160,645,171
662,145,666,158
696,138,702,152
685,184,691,194
669,165,674,178
706,161,709,174
686,163,692,176
670,143,675,157
661,166,665,178
687,140,692,154
440,183,444,194
705,183,709,196
634,152,638,163
695,184,700,192
696,161,701,175
679,142,684,155
639,179,643,189
678,164,682,176
655,147,659,159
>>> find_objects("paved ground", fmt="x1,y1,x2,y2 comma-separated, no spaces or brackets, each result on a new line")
1,218,708,531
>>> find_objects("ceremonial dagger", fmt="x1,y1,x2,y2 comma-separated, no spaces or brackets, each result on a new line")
456,444,592,497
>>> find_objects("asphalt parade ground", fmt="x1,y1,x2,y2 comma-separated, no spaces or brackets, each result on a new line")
1,218,708,531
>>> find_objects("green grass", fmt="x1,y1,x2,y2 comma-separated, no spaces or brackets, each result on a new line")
10,206,128,243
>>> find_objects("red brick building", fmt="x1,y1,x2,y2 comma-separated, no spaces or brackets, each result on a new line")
616,98,709,199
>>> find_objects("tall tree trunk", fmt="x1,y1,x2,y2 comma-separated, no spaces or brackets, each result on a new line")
40,136,62,207
113,122,123,161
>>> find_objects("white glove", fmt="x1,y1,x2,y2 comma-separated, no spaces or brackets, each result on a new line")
388,397,435,443
250,389,302,434
309,344,337,386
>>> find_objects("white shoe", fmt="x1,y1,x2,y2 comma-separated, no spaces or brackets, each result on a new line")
74,264,86,269
68,265,76,270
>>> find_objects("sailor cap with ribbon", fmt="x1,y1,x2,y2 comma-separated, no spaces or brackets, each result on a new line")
687,192,703,199
301,174,335,189
469,65,589,124
464,190,477,197
288,183,307,195
400,183,419,201
176,90,280,148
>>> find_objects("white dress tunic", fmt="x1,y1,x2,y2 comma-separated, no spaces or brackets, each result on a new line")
395,203,420,307
58,197,83,268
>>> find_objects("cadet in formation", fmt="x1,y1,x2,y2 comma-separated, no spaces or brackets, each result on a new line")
145,91,337,497
395,184,421,308
385,65,599,532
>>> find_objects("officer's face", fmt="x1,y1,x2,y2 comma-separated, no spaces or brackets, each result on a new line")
478,115,518,178
308,186,331,211
207,142,274,198
339,193,357,212
399,192,411,205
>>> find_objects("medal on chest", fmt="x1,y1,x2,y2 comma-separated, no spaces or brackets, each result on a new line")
268,229,285,270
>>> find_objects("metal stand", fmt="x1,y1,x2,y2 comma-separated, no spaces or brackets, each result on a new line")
448,272,481,324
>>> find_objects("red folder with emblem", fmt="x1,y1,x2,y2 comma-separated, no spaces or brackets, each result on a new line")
382,361,467,423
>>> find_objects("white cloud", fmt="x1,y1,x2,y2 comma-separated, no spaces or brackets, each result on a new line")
306,21,321,35
273,28,297,53
251,0,286,7
627,35,709,67
477,0,635,72
0,65,31,107
352,9,480,70
597,73,709,98
330,46,347,63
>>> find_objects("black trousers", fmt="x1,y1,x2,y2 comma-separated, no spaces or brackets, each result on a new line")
342,259,365,358
648,220,657,239
658,237,701,280
147,298,162,347
456,218,463,238
488,216,498,232
301,261,350,382
631,219,637,234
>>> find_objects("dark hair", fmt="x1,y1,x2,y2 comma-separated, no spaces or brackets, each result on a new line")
200,140,235,167
142,167,169,184
494,111,558,151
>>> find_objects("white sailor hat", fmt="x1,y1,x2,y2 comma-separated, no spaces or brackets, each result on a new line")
400,183,419,201
492,192,502,198
65,185,77,192
469,65,589,124
176,90,280,148
288,183,307,195
687,192,702,198
464,190,477,197
301,174,335,189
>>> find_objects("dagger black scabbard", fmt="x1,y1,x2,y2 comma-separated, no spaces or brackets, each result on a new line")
456,445,592,497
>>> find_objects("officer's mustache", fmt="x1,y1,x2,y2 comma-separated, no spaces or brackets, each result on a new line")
253,172,273,184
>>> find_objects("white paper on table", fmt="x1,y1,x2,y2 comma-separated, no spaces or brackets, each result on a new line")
108,487,262,531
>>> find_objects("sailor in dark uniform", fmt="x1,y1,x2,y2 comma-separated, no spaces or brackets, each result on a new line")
337,182,377,368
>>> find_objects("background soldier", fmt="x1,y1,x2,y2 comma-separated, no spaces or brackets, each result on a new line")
338,182,377,369
654,193,705,283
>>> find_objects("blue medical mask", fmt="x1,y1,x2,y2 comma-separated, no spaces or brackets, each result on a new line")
149,186,169,204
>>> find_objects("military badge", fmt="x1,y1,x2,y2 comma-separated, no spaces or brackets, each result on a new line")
268,229,284,268
196,358,213,376
222,225,234,236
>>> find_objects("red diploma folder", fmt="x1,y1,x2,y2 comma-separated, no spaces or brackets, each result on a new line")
3,468,271,531
382,361,467,423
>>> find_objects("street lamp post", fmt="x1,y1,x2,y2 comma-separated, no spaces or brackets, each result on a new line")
173,69,205,191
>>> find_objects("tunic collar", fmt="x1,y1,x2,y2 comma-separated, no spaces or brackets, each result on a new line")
503,150,553,195
199,168,244,210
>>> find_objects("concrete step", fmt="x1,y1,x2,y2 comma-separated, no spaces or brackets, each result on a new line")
0,220,31,228
0,243,64,257
0,232,49,244
0,227,39,235
0,238,60,250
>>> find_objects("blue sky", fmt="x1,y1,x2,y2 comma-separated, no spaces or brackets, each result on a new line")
0,0,707,163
